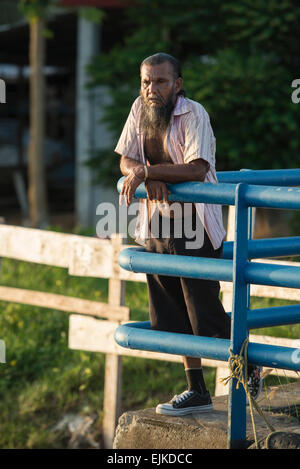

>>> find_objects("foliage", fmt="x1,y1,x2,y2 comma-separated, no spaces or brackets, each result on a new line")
79,7,105,24
19,0,54,20
86,0,300,186
183,50,299,170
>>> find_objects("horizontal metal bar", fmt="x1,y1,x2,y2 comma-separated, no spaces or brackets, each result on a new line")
114,322,300,371
244,185,300,210
248,342,300,371
118,168,300,202
118,237,300,262
119,247,300,288
117,178,300,209
227,305,300,329
117,177,236,205
128,307,300,331
124,305,300,332
217,169,300,186
245,261,300,289
115,321,231,361
223,237,300,259
118,247,234,282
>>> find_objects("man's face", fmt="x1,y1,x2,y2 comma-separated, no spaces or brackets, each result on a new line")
140,62,182,108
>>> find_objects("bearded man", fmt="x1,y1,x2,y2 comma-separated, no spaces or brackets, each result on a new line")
115,53,262,416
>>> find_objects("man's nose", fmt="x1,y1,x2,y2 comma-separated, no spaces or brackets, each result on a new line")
148,81,158,95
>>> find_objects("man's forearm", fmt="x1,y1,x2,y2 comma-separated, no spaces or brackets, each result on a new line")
120,156,143,177
120,155,209,185
147,160,209,183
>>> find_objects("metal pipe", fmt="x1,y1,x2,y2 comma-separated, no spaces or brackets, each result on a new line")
117,177,300,210
119,247,300,289
114,322,231,362
118,169,300,190
217,169,300,186
114,322,300,371
245,261,300,289
118,247,234,282
244,185,300,210
228,183,248,445
223,237,300,259
118,237,300,261
245,304,300,329
118,178,237,205
125,306,300,331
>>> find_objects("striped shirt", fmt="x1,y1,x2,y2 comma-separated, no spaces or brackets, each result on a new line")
115,95,226,249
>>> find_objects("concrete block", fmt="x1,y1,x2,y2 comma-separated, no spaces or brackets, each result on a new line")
113,382,300,449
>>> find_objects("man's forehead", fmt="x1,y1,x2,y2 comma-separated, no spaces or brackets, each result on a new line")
140,62,174,79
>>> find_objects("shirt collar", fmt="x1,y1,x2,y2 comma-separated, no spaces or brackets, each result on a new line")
173,95,191,116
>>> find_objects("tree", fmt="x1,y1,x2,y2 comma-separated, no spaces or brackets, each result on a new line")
20,0,52,228
86,0,300,186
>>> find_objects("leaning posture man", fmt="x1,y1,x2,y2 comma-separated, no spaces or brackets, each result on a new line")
115,53,262,415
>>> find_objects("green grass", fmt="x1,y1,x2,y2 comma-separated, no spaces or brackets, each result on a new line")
0,245,299,448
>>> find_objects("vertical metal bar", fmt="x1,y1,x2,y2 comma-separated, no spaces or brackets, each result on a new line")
246,207,254,309
228,183,249,449
242,170,254,310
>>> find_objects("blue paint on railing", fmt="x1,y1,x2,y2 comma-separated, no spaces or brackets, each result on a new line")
115,168,300,449
114,321,300,371
223,237,300,259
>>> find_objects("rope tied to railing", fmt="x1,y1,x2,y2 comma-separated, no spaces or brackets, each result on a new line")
220,337,276,449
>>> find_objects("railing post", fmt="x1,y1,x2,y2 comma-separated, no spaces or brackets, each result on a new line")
228,183,249,449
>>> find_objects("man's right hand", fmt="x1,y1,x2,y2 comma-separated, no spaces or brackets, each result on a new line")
145,179,170,202
120,167,144,206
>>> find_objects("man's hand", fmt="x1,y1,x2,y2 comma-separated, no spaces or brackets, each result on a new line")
120,167,144,206
145,179,170,202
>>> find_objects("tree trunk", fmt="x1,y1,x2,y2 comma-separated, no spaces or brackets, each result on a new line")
28,17,49,228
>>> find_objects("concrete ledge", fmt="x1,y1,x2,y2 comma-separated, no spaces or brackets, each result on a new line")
113,382,300,449
113,407,228,449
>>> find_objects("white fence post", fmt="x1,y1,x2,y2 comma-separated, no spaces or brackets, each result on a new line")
102,234,126,448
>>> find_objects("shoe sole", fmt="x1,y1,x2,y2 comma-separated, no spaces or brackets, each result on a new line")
156,403,213,416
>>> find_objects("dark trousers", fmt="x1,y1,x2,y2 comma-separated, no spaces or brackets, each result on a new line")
145,212,231,339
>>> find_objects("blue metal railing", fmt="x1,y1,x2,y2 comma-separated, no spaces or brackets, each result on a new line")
114,169,300,449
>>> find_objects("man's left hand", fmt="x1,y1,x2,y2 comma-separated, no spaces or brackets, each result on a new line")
145,179,170,202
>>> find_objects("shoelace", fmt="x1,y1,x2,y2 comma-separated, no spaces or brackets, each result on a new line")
172,390,193,405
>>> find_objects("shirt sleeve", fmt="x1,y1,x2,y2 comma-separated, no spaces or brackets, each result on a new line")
182,108,216,167
114,97,140,161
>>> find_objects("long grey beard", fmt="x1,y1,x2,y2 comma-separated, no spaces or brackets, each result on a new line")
140,96,174,138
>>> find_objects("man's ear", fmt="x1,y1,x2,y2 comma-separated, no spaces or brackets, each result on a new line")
175,77,183,94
